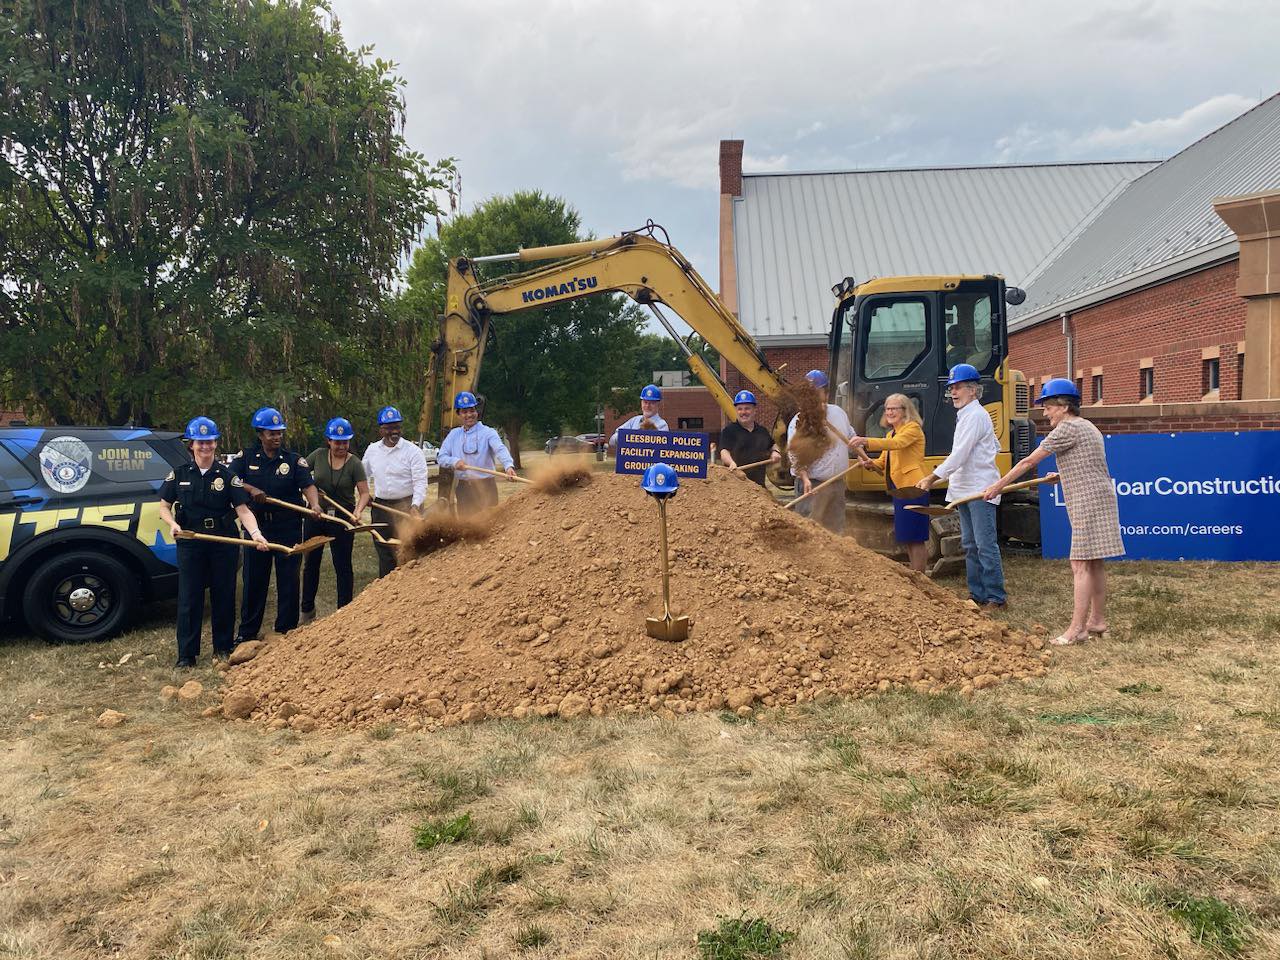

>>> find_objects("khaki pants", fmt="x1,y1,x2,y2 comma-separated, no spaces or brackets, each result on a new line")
794,478,845,534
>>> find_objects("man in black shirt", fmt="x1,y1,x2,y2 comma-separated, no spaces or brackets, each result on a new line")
718,390,780,487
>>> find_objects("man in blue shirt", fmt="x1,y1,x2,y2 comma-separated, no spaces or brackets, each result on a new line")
438,391,517,514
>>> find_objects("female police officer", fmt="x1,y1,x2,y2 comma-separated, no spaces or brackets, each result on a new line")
158,417,269,667
300,417,371,621
230,406,321,643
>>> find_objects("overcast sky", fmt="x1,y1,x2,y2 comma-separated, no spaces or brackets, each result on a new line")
330,0,1277,298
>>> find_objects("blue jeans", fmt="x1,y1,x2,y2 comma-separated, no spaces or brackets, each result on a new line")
955,500,1006,605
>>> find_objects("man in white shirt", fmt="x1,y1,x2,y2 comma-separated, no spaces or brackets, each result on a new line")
437,391,516,514
786,369,857,534
362,404,428,577
609,384,669,448
918,364,1006,609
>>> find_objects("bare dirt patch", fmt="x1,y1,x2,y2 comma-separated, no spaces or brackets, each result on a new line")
222,471,1045,730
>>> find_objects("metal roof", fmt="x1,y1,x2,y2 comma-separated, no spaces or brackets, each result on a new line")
732,160,1158,344
1011,93,1280,329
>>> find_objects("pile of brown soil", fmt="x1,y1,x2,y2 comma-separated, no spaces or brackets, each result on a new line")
222,472,1048,730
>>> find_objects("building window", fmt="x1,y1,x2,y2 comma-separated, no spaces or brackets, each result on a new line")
1140,366,1154,400
1074,376,1083,398
678,417,704,430
1091,374,1103,403
1237,351,1245,399
1203,357,1220,395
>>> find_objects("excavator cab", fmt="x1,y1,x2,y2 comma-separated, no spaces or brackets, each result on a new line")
827,275,1037,553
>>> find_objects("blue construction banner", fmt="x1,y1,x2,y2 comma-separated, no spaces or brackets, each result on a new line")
1038,431,1280,561
614,429,710,478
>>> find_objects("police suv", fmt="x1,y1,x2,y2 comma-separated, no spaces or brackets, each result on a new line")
0,426,189,643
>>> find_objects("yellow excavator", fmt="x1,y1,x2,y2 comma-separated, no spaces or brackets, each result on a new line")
420,223,1037,567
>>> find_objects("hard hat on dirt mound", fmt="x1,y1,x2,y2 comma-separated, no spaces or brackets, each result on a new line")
184,416,219,441
947,363,981,386
641,463,679,498
733,390,757,406
453,391,479,410
251,407,286,431
640,384,662,402
325,417,353,440
377,405,404,425
804,369,829,388
1036,378,1081,403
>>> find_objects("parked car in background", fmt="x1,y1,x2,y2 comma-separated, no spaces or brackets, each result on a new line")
576,433,606,451
544,435,594,455
1,426,190,643
418,439,439,465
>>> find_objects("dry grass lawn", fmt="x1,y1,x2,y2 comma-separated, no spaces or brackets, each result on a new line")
1,531,1278,959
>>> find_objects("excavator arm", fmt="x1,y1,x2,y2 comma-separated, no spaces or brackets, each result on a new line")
418,228,791,440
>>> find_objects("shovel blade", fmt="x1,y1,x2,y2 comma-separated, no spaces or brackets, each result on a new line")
904,504,954,517
645,614,690,642
347,523,385,534
289,535,334,555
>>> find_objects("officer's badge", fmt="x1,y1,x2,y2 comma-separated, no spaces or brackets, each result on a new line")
164,470,175,482
212,476,225,491
656,474,666,487
231,475,244,487
272,414,281,425
297,457,309,469
199,424,209,435
278,462,291,476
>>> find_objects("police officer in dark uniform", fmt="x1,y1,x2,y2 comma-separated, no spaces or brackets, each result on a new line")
230,407,321,643
158,417,270,667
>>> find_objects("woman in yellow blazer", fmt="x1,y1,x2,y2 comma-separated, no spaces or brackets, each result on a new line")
850,394,929,572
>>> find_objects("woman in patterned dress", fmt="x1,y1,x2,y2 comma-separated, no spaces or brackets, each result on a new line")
983,378,1124,645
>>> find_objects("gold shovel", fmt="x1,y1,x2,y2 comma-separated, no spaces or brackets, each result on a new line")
263,495,387,534
174,530,333,555
645,496,690,642
321,493,401,546
905,474,1059,517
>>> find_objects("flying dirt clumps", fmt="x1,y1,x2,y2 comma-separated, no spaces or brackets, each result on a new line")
783,381,833,472
221,471,1049,731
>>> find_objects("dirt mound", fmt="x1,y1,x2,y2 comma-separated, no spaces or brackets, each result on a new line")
223,472,1048,730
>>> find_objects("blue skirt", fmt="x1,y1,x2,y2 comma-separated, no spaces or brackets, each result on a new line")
893,491,932,543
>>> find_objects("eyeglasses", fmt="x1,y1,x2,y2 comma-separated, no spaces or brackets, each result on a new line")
885,405,905,411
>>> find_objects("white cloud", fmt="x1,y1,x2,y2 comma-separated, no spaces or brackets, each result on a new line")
1072,93,1258,153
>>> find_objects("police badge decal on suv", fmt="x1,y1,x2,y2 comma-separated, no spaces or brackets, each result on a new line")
1,427,190,643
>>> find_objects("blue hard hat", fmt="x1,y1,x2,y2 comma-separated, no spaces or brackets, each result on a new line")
641,462,679,498
1037,377,1081,403
184,416,220,441
805,369,829,388
640,384,662,402
325,417,354,440
453,391,478,410
251,407,286,431
733,390,757,406
947,363,981,386
376,405,404,425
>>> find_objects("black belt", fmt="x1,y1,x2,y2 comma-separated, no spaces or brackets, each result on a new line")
182,517,235,533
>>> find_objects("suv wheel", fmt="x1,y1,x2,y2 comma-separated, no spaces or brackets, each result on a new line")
21,550,139,644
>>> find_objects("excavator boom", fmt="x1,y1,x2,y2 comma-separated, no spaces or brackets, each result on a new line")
419,229,789,440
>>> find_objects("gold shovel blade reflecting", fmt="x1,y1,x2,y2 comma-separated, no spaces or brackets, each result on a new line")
288,535,334,555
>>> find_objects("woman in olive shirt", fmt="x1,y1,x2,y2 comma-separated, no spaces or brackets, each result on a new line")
850,394,929,572
300,417,372,622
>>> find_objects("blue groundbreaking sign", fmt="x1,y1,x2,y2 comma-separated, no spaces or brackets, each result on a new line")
1039,431,1280,561
614,429,710,479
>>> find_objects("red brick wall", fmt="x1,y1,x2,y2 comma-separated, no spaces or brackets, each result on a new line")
605,387,725,442
722,345,831,430
1009,260,1247,405
1030,400,1280,435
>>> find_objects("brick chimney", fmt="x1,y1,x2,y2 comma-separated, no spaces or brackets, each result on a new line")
719,139,744,198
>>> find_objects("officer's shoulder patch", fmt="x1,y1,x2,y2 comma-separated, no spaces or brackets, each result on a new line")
297,456,309,469
231,475,244,487
164,470,175,482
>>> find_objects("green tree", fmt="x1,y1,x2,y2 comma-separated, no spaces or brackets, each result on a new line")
632,332,720,385
0,0,451,445
405,191,647,467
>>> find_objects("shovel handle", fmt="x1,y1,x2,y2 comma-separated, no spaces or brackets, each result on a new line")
321,492,393,542
785,462,858,510
458,462,533,484
263,496,321,520
948,472,1059,508
729,456,776,474
370,500,415,522
175,530,291,553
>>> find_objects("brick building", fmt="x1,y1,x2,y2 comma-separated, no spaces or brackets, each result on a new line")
1008,93,1280,409
716,92,1280,432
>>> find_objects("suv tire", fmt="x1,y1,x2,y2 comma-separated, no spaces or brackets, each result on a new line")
21,550,139,644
